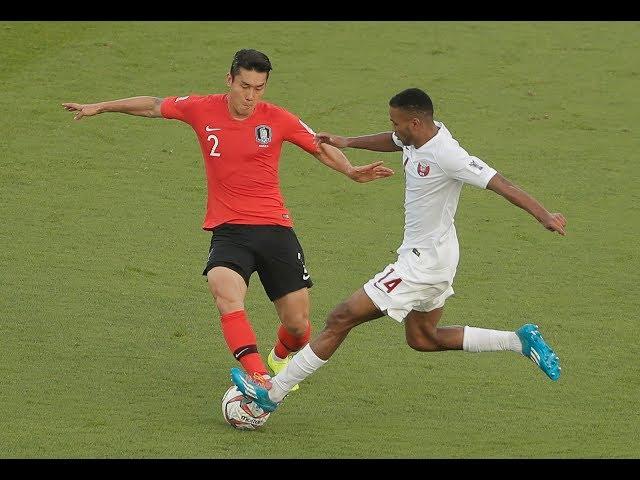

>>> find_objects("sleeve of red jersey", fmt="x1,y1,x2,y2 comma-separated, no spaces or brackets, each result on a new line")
160,95,199,123
280,109,320,154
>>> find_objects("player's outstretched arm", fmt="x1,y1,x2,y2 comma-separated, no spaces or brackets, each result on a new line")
61,96,164,120
315,132,402,152
312,143,394,183
486,173,567,235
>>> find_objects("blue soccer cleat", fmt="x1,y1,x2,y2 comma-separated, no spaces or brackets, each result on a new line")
516,324,561,381
230,368,280,413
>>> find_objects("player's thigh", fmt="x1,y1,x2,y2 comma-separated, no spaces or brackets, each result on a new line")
207,267,248,304
255,227,312,302
335,287,386,326
363,260,450,323
203,226,257,312
203,225,257,285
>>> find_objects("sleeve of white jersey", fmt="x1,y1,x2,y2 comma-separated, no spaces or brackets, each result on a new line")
436,142,497,189
391,132,405,148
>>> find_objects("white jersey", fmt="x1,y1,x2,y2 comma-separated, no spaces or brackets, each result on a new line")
392,121,497,255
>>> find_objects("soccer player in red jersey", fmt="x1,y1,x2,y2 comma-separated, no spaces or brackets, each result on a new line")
62,49,393,388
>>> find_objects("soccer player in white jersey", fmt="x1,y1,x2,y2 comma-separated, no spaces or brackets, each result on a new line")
232,88,566,412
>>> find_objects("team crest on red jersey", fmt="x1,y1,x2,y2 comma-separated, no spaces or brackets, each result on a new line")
417,162,430,177
255,125,272,145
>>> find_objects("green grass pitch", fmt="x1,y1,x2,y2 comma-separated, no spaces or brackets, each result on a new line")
1,21,638,458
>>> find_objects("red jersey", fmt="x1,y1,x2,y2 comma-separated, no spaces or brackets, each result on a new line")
161,94,319,230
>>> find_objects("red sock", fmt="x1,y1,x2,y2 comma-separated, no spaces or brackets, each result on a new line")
220,310,268,376
273,322,311,359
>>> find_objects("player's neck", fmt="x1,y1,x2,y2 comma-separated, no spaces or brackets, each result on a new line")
226,96,257,120
227,106,253,120
413,123,440,149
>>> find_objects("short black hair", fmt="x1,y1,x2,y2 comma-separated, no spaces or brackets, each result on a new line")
230,49,272,78
389,88,433,116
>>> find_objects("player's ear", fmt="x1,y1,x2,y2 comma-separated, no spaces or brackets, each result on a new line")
226,73,232,87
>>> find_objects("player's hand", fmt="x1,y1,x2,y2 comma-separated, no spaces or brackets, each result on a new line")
347,161,394,183
541,212,567,235
315,132,349,149
61,103,101,120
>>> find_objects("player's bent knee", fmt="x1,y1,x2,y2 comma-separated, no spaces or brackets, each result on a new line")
282,317,309,337
325,303,358,333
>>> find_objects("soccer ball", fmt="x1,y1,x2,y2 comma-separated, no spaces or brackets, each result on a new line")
221,385,271,430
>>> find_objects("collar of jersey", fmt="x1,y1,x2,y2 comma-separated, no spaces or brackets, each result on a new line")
414,120,444,152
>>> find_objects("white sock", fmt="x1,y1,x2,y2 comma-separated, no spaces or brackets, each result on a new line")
269,344,327,403
462,326,522,353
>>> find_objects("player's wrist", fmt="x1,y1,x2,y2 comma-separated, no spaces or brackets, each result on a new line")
535,209,551,224
345,164,357,179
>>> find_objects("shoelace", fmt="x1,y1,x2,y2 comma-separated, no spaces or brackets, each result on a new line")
251,373,271,388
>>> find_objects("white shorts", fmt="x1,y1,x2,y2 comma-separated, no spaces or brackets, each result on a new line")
363,239,458,322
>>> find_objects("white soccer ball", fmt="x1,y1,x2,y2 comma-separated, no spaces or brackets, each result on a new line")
221,385,271,430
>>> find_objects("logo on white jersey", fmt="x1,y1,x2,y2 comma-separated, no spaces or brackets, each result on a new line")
255,125,272,145
175,96,189,102
467,159,484,174
417,162,430,177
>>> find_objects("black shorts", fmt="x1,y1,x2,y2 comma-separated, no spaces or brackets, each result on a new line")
203,224,313,301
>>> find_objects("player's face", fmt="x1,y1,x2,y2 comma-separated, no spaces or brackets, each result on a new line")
226,68,268,118
389,107,416,146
